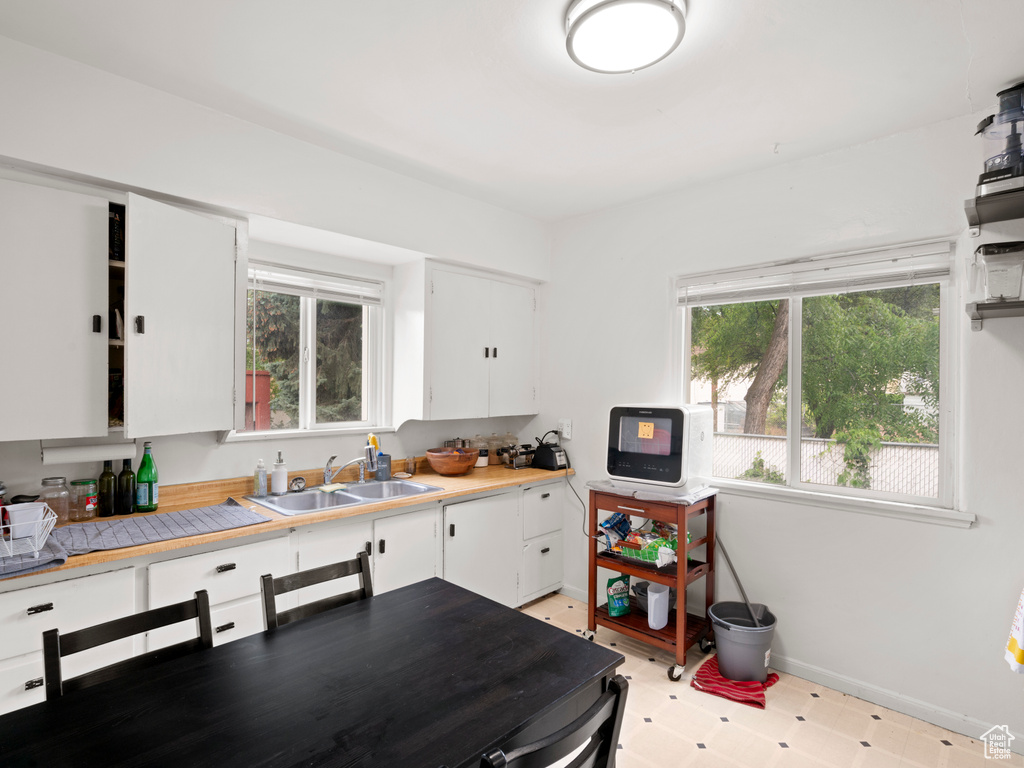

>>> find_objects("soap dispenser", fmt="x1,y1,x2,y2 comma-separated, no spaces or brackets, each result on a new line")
271,452,288,496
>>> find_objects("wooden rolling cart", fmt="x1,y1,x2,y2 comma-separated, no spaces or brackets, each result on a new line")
585,488,716,680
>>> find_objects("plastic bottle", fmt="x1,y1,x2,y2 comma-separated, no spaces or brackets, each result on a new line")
136,441,159,512
253,458,268,498
117,460,136,516
97,460,117,517
271,451,288,496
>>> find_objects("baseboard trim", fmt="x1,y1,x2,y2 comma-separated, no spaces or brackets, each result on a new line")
772,654,1023,755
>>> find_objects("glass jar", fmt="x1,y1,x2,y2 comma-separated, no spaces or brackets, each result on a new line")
39,477,71,527
70,479,99,522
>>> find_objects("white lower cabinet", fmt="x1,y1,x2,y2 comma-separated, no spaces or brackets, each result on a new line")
296,505,441,602
147,537,292,648
0,567,135,715
443,482,565,609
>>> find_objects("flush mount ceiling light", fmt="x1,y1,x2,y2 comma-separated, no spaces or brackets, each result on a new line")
565,0,686,74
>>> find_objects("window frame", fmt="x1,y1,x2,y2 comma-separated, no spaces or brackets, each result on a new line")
226,261,387,440
676,240,972,527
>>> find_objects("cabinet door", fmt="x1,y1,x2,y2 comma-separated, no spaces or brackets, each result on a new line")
427,270,490,420
124,193,236,437
297,518,373,606
374,507,439,594
443,494,520,607
488,279,537,417
0,178,109,441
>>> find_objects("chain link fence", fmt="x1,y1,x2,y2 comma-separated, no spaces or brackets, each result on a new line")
713,433,939,498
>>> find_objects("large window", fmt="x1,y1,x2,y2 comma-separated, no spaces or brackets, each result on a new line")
679,242,954,507
243,264,384,433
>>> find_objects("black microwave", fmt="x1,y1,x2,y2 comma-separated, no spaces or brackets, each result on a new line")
606,404,712,490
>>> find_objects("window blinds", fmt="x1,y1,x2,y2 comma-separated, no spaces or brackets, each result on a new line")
676,240,954,307
249,263,384,306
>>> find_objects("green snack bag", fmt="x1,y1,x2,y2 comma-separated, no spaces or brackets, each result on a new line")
607,574,631,617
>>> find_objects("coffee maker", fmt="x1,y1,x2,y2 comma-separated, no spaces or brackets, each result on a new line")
976,81,1024,199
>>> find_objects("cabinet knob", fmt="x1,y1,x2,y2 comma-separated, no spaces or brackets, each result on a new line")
215,622,235,633
492,347,497,358
135,315,145,334
216,563,237,573
541,547,551,554
92,315,102,333
541,493,550,499
365,541,372,556
24,678,44,691
449,523,456,537
27,603,54,615
378,539,386,555
484,347,490,358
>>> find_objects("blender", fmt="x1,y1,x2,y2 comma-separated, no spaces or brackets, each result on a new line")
976,80,1024,198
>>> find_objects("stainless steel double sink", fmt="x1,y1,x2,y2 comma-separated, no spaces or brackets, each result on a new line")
246,479,443,516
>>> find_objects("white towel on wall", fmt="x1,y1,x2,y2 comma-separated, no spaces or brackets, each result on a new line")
1006,586,1024,673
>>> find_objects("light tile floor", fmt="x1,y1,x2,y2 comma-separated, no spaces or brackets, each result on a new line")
520,592,1024,767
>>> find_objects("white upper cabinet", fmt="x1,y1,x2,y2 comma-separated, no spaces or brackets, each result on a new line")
394,264,538,423
123,194,236,437
0,178,109,441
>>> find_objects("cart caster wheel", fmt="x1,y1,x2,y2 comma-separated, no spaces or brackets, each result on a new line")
668,664,685,681
582,630,596,642
699,637,715,653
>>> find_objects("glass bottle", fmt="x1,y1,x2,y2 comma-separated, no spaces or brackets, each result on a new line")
97,460,117,517
39,477,71,527
136,441,159,512
69,479,98,522
117,459,136,516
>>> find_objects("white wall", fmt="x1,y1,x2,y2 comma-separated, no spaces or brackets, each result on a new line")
536,114,1024,746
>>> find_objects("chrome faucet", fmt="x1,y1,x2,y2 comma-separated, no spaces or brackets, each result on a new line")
324,446,378,485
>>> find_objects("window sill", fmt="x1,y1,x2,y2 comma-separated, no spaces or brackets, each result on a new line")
219,425,396,444
711,478,974,529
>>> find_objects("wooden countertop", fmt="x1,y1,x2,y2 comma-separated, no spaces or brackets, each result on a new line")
21,460,572,578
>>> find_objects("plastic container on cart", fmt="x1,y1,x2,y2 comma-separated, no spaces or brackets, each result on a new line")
709,601,777,683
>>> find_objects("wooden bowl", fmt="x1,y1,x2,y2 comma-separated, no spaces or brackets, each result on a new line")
425,447,480,476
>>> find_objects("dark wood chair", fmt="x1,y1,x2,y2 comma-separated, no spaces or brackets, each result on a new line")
43,590,213,700
260,550,373,630
480,674,628,768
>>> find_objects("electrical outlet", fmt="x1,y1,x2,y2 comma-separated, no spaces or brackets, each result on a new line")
558,418,572,440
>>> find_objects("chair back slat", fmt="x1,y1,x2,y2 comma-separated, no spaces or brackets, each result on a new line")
261,550,372,630
480,674,628,768
43,590,214,701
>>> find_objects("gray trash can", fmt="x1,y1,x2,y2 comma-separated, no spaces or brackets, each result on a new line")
709,602,776,683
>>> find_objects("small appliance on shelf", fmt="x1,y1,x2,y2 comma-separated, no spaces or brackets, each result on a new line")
975,81,1024,200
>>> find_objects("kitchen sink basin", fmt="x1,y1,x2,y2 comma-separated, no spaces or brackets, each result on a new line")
246,479,442,516
343,479,442,500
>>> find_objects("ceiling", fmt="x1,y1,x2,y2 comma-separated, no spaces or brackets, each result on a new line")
0,0,1022,222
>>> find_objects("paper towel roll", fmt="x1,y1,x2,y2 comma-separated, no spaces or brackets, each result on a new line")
41,442,137,466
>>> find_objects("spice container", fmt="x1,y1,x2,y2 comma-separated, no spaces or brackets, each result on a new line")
70,479,98,522
39,477,71,527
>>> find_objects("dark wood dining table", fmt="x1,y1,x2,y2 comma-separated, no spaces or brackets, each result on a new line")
0,577,624,768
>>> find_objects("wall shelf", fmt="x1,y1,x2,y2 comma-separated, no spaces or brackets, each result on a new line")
966,300,1024,331
965,189,1024,230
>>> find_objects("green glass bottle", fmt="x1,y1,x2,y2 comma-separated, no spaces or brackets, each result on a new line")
97,460,117,517
136,441,159,512
117,459,136,516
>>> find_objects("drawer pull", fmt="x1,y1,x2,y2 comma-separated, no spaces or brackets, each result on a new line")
449,524,456,538
27,603,54,615
541,547,551,554
215,622,235,633
541,493,550,499
365,541,372,556
24,678,43,690
216,563,237,573
616,505,646,514
379,539,386,555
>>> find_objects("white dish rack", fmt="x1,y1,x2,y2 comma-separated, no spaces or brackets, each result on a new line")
1,502,58,559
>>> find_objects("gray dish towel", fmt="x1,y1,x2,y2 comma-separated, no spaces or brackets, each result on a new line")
0,538,69,579
51,499,271,557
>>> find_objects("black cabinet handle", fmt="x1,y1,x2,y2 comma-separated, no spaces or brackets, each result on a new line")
378,539,386,555
365,541,372,556
492,347,498,358
215,622,235,633
484,347,490,358
541,547,551,554
541,493,550,499
135,315,145,334
216,563,237,573
24,678,44,690
449,524,456,537
27,603,53,615
92,315,102,333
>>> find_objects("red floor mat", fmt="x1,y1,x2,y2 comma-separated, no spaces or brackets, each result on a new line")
690,654,779,709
